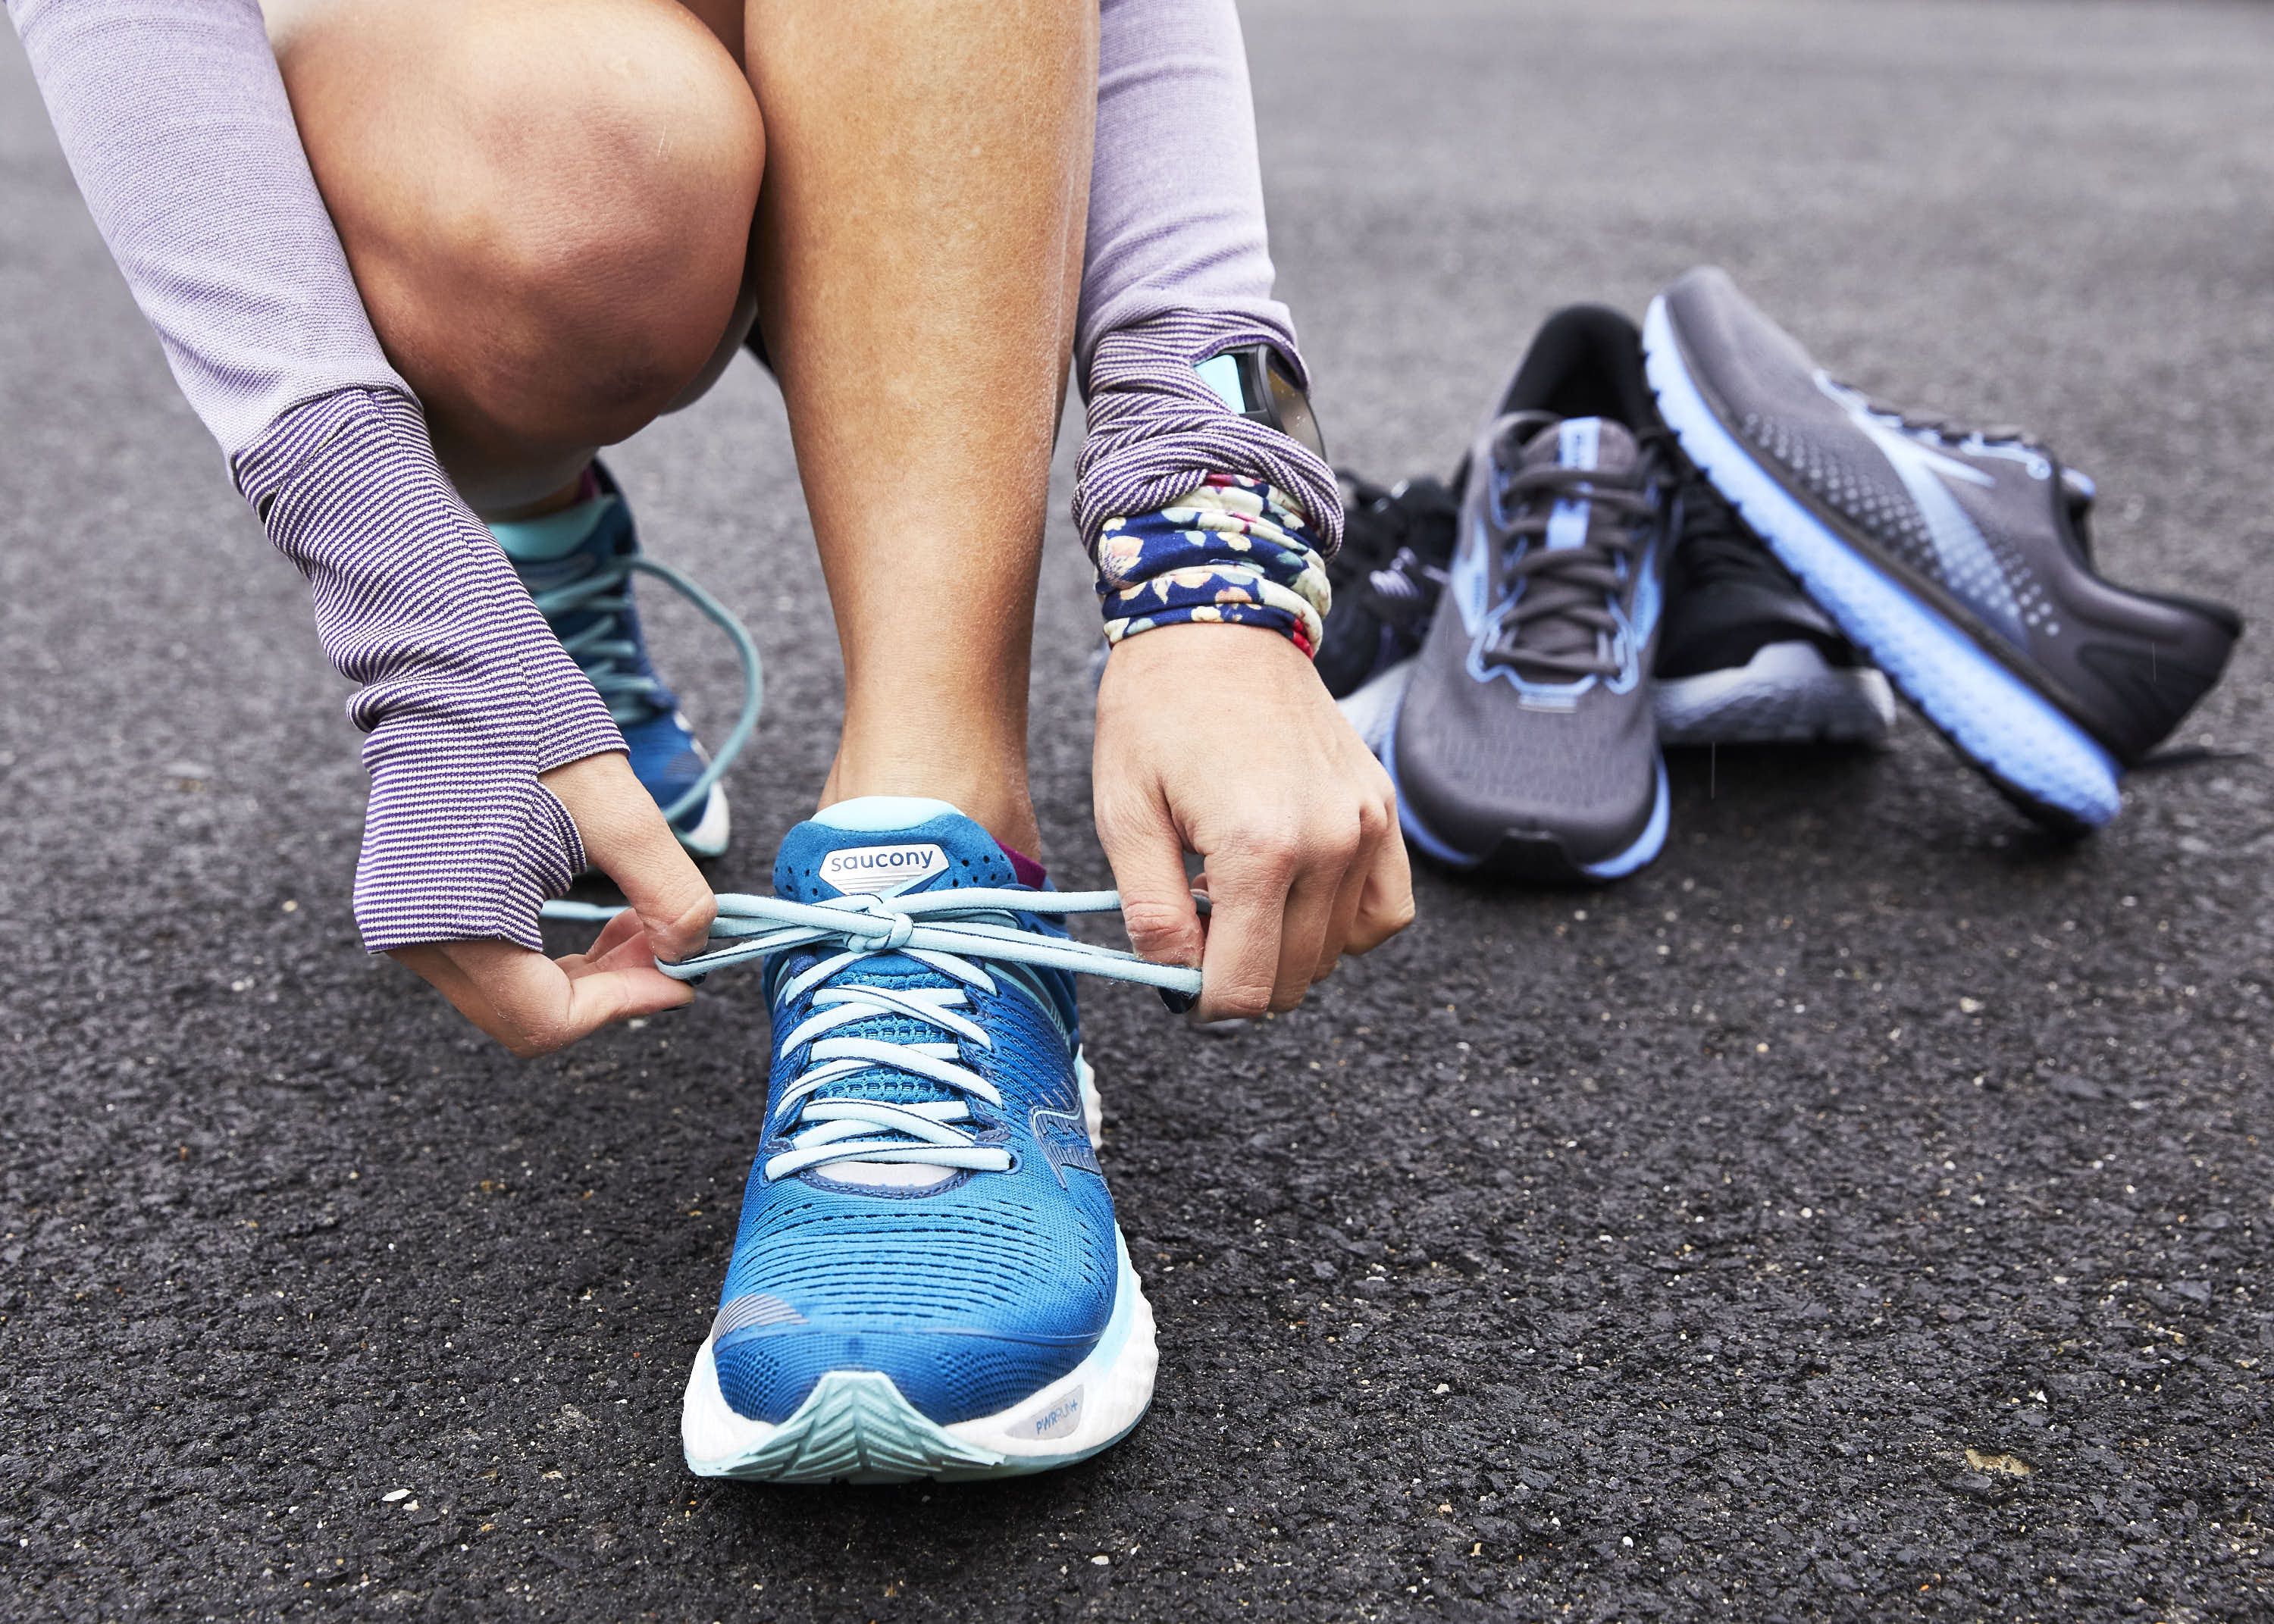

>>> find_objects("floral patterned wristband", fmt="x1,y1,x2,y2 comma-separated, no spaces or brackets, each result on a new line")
1094,474,1333,656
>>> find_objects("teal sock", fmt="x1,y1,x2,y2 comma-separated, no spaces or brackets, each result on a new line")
490,490,614,563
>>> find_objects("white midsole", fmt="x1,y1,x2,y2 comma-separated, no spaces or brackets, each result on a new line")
1336,658,1416,756
1076,1046,1103,1147
675,784,731,859
1655,640,1897,745
681,1228,1158,1472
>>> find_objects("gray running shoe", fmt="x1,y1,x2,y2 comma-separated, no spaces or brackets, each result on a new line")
1386,312,1677,880
1646,266,2241,830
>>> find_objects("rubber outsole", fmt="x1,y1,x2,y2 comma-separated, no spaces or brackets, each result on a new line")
1642,296,2122,831
681,1228,1157,1483
1380,696,1671,883
1655,641,1897,747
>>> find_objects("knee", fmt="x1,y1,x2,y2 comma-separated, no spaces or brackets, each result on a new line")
331,2,765,447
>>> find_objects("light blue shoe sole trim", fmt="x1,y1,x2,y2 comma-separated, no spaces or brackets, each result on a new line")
1577,756,1671,880
681,1228,1156,1484
1642,297,2121,828
1380,699,1670,881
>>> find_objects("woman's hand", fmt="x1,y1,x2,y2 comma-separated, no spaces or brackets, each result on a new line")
1093,624,1414,1022
389,753,716,1057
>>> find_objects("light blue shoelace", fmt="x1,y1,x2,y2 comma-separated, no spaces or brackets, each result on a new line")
521,540,1187,1174
526,552,763,827
543,889,1202,1179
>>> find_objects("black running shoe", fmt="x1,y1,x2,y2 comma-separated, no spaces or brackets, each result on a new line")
1655,475,1896,746
1320,473,1458,749
1385,305,1677,881
1646,268,2241,830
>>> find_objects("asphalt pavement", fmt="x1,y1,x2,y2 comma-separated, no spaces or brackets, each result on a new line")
6,2,2274,1619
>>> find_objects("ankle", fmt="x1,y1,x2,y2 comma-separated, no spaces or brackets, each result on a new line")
478,463,598,524
820,752,1041,860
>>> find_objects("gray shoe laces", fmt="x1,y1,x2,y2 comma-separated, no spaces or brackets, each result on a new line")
1480,420,1659,682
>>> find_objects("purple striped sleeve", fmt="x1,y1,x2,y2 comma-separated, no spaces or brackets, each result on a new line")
1073,314,1342,656
1074,1,1342,651
1073,311,1341,556
236,390,624,953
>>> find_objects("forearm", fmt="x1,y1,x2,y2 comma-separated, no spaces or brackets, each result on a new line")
1074,0,1339,649
243,390,622,952
12,0,620,949
1079,0,1293,370
10,0,408,465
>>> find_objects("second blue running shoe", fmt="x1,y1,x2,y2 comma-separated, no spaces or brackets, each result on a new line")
1386,306,1677,881
678,796,1186,1483
497,462,736,857
1645,268,2241,831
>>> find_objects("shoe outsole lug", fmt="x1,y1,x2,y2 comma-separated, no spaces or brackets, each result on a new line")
1643,296,2122,831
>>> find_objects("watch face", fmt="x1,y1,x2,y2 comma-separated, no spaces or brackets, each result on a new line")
1261,351,1327,463
1189,346,1329,463
1201,346,1328,462
1193,352,1248,415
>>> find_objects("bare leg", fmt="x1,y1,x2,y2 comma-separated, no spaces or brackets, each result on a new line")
262,0,765,514
268,0,1097,855
744,0,1096,856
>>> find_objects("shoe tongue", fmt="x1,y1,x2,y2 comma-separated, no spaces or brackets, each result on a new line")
774,797,1020,903
1518,415,1639,487
1495,418,1639,681
770,799,1024,1190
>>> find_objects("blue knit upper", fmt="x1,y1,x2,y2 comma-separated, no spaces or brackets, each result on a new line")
711,804,1119,1426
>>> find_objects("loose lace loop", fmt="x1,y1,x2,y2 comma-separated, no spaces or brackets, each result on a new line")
527,553,763,826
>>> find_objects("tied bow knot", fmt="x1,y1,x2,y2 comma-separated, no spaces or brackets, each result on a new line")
825,893,919,953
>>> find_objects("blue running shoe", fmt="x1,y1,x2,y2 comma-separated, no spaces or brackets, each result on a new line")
1386,307,1678,881
679,797,1173,1483
497,463,734,857
1645,267,2241,830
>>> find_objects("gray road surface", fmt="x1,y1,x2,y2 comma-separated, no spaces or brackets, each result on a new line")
6,1,2274,1618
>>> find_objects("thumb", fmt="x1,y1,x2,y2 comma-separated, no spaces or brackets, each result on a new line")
1098,789,1204,968
541,753,717,962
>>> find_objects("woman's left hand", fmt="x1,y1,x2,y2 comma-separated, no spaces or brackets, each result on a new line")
1092,622,1414,1022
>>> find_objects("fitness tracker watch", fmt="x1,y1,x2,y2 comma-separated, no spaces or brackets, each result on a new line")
1192,343,1327,462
